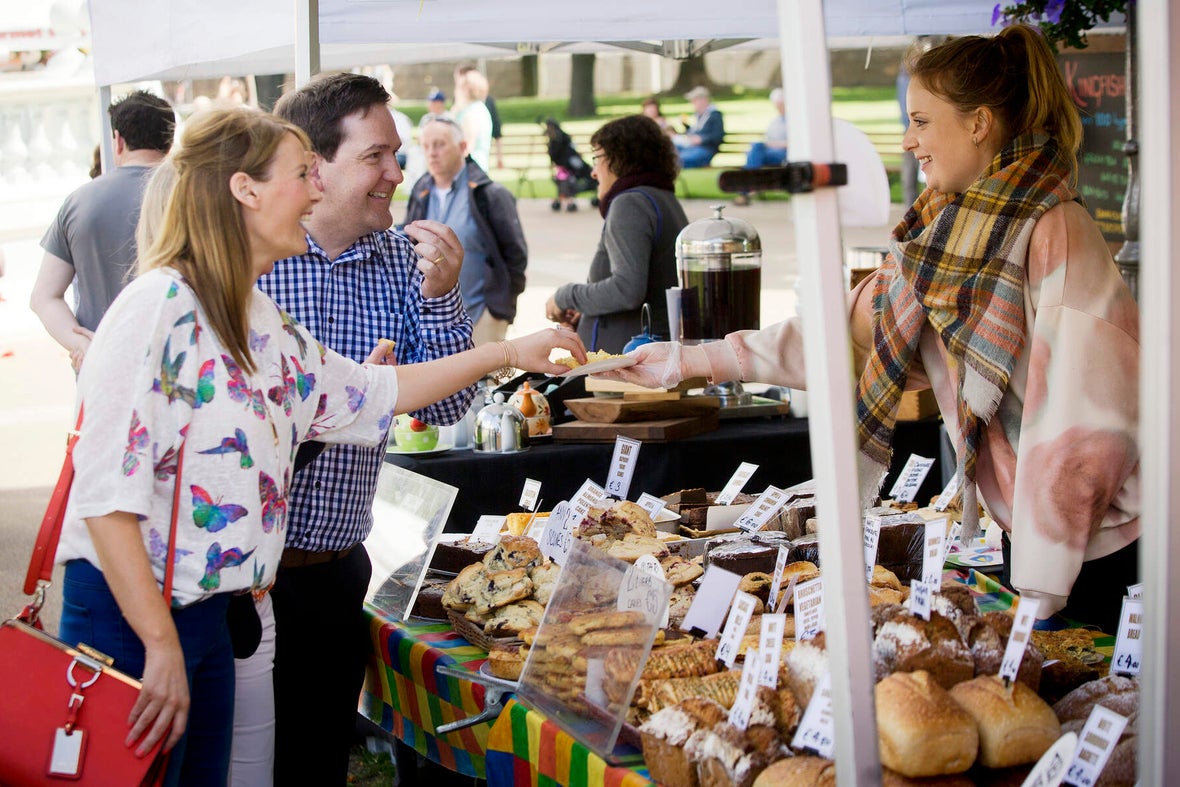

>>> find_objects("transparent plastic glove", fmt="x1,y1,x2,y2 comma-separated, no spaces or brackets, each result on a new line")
599,341,710,389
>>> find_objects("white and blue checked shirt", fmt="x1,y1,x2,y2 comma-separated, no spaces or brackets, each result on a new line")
258,230,475,552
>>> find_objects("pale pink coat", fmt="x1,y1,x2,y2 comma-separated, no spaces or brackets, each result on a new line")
700,201,1140,614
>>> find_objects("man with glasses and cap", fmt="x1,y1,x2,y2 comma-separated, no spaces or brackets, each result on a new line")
405,116,527,346
673,85,725,168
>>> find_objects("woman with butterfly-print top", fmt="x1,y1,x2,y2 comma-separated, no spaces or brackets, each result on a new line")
53,108,585,787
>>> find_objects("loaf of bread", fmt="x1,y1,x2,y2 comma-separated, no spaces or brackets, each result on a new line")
875,670,979,777
948,674,1060,768
752,756,835,787
1053,676,1138,787
872,608,975,689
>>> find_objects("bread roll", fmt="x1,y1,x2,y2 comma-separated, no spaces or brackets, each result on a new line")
752,756,834,786
875,671,978,777
948,675,1060,768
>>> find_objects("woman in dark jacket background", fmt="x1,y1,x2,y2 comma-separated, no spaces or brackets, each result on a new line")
545,115,689,353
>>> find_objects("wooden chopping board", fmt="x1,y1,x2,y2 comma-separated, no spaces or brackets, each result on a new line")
564,396,720,424
552,414,719,443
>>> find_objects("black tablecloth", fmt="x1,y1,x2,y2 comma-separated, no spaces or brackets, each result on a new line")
384,415,944,532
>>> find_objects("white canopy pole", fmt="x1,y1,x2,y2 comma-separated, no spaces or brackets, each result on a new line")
295,0,320,87
1135,1,1180,782
98,85,113,173
778,0,881,783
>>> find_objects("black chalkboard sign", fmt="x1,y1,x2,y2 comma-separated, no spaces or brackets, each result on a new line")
1058,50,1128,241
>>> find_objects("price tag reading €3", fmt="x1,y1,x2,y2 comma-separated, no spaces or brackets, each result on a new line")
605,436,641,499
617,554,669,626
757,614,786,688
888,454,936,504
999,596,1042,684
734,485,789,532
715,590,758,669
794,576,825,640
539,501,574,565
1111,596,1144,677
716,462,760,506
519,478,542,511
791,671,835,759
1064,705,1129,787
728,648,762,731
922,517,948,588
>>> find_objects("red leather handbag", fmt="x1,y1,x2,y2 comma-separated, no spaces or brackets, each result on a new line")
0,410,182,786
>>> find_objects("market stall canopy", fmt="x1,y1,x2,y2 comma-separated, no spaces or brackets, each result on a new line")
88,0,1005,86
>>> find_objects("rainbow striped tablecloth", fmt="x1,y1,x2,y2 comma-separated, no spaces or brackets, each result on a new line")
486,699,655,787
360,605,492,778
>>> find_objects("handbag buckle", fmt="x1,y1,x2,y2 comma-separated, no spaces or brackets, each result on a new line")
66,655,104,691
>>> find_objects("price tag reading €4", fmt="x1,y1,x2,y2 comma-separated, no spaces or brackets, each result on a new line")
519,478,542,512
1000,596,1043,685
617,554,670,627
715,590,759,669
1110,597,1144,677
922,518,948,588
795,576,825,640
888,454,936,504
539,501,574,565
605,436,642,499
791,671,835,759
734,485,789,532
768,545,791,616
728,647,762,731
863,515,883,583
757,614,787,689
716,462,760,506
1063,705,1129,787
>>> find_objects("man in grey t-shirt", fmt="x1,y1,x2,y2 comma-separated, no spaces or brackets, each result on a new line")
31,90,174,371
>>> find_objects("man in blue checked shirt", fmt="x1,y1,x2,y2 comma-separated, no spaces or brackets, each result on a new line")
257,72,475,785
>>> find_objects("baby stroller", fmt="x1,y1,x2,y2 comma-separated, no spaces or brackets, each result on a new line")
544,118,598,212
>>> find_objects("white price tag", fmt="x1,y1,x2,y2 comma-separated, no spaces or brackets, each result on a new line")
728,648,762,731
715,590,758,668
471,515,505,542
908,579,932,620
605,437,641,499
933,473,963,512
525,515,549,542
617,554,670,626
635,492,674,520
1064,706,1129,787
1111,597,1143,676
922,517,948,587
539,501,574,564
999,596,1042,684
775,574,798,614
768,546,790,615
716,462,760,506
888,454,936,504
1021,732,1077,787
568,479,606,527
519,478,541,511
733,485,789,532
1126,583,1143,599
863,515,883,583
681,565,743,639
791,671,835,758
757,614,786,688
942,520,963,562
795,577,825,640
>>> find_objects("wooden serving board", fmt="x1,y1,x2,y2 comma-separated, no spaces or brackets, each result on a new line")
552,414,719,443
564,396,720,424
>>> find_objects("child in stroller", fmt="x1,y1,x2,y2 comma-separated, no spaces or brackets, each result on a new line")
544,118,598,212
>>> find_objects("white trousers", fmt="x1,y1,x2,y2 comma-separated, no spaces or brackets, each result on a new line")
229,593,276,787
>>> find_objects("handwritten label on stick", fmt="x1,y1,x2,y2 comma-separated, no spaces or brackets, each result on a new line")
716,462,760,506
888,454,935,503
728,648,762,731
863,515,882,583
734,485,789,532
681,566,742,639
715,590,758,668
922,517,948,587
791,671,835,758
519,478,541,511
1064,706,1128,787
605,437,641,499
795,577,825,640
539,501,573,564
617,554,669,626
999,596,1042,684
1110,597,1143,676
757,614,786,688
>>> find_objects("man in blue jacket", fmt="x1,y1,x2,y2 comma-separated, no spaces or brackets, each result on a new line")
405,116,528,345
674,86,725,168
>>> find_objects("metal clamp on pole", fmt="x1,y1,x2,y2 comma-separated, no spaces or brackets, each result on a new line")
432,664,517,735
717,162,848,195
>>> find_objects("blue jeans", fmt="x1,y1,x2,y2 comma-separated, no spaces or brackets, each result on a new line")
745,142,787,170
677,145,716,169
59,560,235,787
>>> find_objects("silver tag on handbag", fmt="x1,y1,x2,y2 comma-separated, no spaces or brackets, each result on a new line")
49,727,85,777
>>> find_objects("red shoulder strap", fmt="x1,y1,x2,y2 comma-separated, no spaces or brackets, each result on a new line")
23,407,84,596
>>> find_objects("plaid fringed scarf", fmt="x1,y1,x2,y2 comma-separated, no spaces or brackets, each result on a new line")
856,133,1077,535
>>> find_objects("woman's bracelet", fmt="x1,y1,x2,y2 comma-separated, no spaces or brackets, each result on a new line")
492,340,517,380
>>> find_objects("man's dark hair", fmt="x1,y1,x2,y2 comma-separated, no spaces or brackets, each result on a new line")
109,90,175,154
590,114,680,180
273,73,390,161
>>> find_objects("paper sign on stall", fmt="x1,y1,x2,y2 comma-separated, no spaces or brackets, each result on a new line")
888,454,936,504
1126,583,1143,599
728,648,762,731
942,521,963,563
635,492,676,521
775,574,798,614
604,437,641,499
1021,732,1077,787
863,515,882,582
617,554,670,627
716,462,760,506
768,546,790,615
1000,596,1042,684
734,485,789,532
922,518,947,587
715,591,758,668
568,479,606,525
539,501,574,565
933,473,963,512
1111,597,1144,677
1063,705,1129,787
519,478,542,511
681,565,742,639
909,580,932,620
757,614,786,688
795,577,825,640
471,515,505,542
791,671,835,758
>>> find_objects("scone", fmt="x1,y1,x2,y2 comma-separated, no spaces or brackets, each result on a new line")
472,567,534,616
441,563,488,612
482,535,543,571
662,555,705,587
483,599,546,636
528,562,561,606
